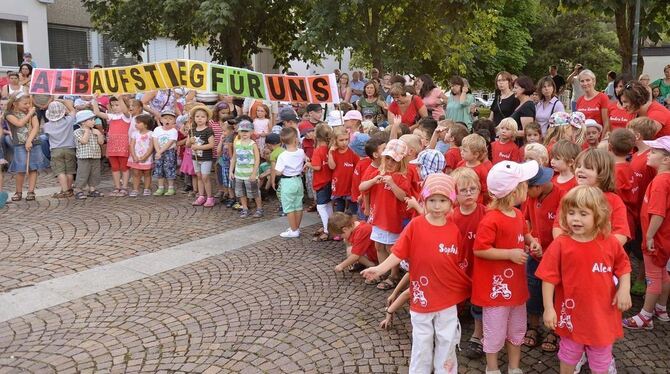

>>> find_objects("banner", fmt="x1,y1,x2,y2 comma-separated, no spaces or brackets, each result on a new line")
29,59,341,104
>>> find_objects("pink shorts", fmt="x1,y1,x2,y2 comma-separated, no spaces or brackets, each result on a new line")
482,304,526,353
558,336,612,372
644,254,670,294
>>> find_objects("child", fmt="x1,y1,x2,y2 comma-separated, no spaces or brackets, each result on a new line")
230,119,263,217
443,122,468,173
472,160,542,374
544,112,585,153
72,110,104,199
623,136,670,330
524,122,542,145
217,122,236,207
584,119,603,150
187,105,216,207
43,100,77,198
253,103,271,155
92,95,131,197
328,126,359,214
491,118,521,164
537,185,632,374
209,103,226,199
359,139,412,291
177,114,196,194
457,133,493,204
550,140,580,195
523,143,549,167
308,123,334,241
361,173,471,374
127,114,154,197
352,136,385,220
275,127,306,237
450,166,487,360
152,109,179,196
608,128,636,232
329,212,378,271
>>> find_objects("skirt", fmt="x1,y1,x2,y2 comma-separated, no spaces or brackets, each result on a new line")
9,145,49,173
180,148,195,175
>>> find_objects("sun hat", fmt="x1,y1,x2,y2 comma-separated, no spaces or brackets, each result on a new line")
75,110,96,124
527,166,554,186
381,139,408,162
327,110,344,127
569,111,586,129
160,108,177,117
237,120,254,132
548,112,571,128
45,101,67,122
343,110,363,122
487,160,539,198
421,173,457,202
584,119,602,132
189,104,212,120
411,149,446,180
643,136,670,153
279,107,300,122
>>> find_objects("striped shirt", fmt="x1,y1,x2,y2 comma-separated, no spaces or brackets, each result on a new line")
233,140,256,180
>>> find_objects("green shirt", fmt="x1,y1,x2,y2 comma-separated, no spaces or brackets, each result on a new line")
270,146,285,164
233,140,256,180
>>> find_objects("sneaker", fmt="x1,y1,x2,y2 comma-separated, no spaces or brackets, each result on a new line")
143,189,152,196
622,312,654,330
609,357,617,374
153,188,165,196
239,209,249,218
129,190,139,197
225,199,235,208
654,305,670,322
204,197,216,207
253,209,264,218
164,188,176,196
192,195,206,206
631,280,646,296
280,229,300,238
232,202,242,210
508,369,523,374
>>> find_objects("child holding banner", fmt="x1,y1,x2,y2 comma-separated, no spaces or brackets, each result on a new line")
92,95,131,197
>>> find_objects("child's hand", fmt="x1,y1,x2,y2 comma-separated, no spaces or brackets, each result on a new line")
543,307,557,330
434,126,447,135
379,311,393,330
271,180,276,191
391,114,402,128
249,173,257,182
646,236,655,252
155,151,162,160
613,288,632,312
405,196,420,212
380,175,393,185
386,293,397,308
229,173,235,181
334,264,345,272
360,266,381,281
508,249,528,265
132,155,139,163
529,241,542,257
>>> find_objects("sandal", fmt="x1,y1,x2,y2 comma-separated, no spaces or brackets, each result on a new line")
75,192,87,200
462,338,484,359
376,278,398,291
88,190,104,197
11,192,22,201
108,189,123,197
312,233,329,242
623,312,654,330
364,278,382,285
25,192,36,201
541,331,559,353
119,189,129,197
523,327,541,348
313,227,325,237
52,191,69,198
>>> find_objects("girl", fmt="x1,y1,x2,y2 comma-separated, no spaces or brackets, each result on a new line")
328,126,360,214
537,185,631,374
217,122,235,207
524,122,542,145
491,118,521,164
359,139,412,291
127,114,154,197
210,102,227,199
253,104,270,152
5,93,48,201
472,160,542,374
361,173,470,374
187,105,216,207
177,114,196,194
308,124,334,242
92,95,131,197
550,140,580,195
544,112,585,153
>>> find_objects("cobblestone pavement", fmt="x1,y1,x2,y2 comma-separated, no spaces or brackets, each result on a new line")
0,191,669,373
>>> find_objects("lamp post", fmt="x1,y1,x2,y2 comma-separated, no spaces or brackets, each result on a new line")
631,0,641,78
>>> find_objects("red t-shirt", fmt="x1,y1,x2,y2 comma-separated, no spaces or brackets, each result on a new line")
457,159,493,205
647,101,670,138
348,221,378,263
351,157,372,202
331,148,359,197
608,102,636,131
535,234,631,346
407,163,422,199
615,163,636,233
630,149,656,219
553,191,631,239
552,175,577,196
640,172,670,267
311,145,332,191
576,92,609,125
445,147,462,171
367,170,412,234
525,183,564,250
451,204,487,276
491,140,521,164
392,215,471,312
388,95,425,125
472,208,530,307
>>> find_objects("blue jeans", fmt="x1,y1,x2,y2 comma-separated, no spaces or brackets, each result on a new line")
39,134,51,160
0,134,12,161
526,257,543,316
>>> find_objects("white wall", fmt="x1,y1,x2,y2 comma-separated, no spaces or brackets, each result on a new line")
643,55,669,81
0,0,50,70
288,49,352,76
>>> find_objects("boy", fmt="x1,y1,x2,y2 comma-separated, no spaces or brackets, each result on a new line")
443,123,468,173
275,127,306,238
152,108,179,196
43,100,77,198
550,140,580,195
230,120,263,218
73,110,104,199
400,134,423,199
491,118,520,164
353,136,385,220
584,119,603,149
457,133,493,204
329,212,378,272
609,128,636,229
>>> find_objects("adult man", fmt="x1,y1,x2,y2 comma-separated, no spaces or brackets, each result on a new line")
371,68,380,81
549,65,566,95
604,71,617,100
350,71,365,104
566,63,585,111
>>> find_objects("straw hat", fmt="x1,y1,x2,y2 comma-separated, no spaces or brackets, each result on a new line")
189,104,212,120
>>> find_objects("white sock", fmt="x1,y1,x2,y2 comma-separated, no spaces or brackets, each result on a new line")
316,203,332,233
640,309,653,318
656,303,667,311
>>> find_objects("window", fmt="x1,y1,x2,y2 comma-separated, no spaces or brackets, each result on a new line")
101,36,138,67
48,26,91,68
0,20,24,67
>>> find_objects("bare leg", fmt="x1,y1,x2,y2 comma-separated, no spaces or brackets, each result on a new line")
112,170,121,190
240,196,249,210
559,363,576,374
507,342,521,370
143,170,151,190
202,174,212,197
485,352,499,371
28,171,37,192
121,170,130,190
57,173,69,192
66,174,74,190
132,169,141,192
15,172,25,193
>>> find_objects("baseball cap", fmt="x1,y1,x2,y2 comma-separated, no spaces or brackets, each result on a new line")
361,107,376,118
381,139,408,162
327,110,344,127
643,136,670,153
75,110,96,124
237,120,254,132
306,104,323,113
487,160,539,198
349,133,370,157
279,107,300,122
266,133,281,145
411,149,446,180
343,110,362,122
160,108,177,117
584,119,602,132
45,101,67,122
421,173,457,202
527,166,554,186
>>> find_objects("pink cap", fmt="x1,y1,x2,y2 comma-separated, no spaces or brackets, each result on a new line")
421,173,457,202
343,110,362,121
381,139,408,162
487,160,539,198
643,136,670,153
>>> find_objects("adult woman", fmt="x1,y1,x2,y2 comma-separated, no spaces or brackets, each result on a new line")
652,64,670,106
621,81,670,138
445,76,475,128
387,83,428,127
608,76,636,131
509,76,536,136
337,73,352,103
357,81,387,124
415,74,448,120
1,72,26,99
534,76,565,135
489,71,519,126
18,63,32,89
638,74,651,87
576,69,610,134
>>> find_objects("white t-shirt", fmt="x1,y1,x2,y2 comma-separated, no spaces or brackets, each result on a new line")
275,149,305,177
152,126,179,150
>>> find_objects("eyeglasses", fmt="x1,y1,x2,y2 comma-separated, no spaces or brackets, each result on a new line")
458,187,479,196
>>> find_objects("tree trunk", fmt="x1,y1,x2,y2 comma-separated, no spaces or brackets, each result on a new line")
365,4,384,73
614,1,633,77
227,26,244,67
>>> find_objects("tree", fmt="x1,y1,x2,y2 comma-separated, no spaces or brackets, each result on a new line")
82,0,307,67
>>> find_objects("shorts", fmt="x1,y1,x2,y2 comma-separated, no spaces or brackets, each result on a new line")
193,160,213,175
9,145,49,173
526,257,543,316
315,183,332,205
235,178,260,199
482,304,527,353
470,304,482,320
644,253,670,295
153,149,177,179
370,225,400,245
50,148,76,175
558,336,612,373
305,168,314,199
108,155,129,172
279,176,304,213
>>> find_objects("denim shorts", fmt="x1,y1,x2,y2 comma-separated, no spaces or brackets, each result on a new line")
315,183,332,205
370,225,400,245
